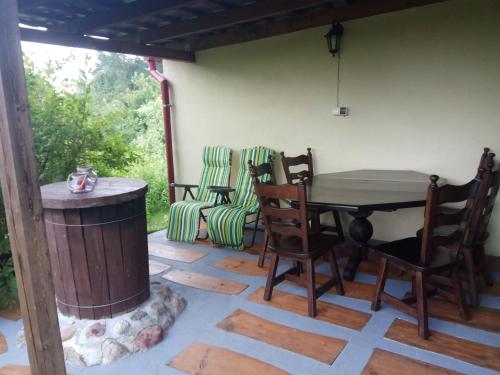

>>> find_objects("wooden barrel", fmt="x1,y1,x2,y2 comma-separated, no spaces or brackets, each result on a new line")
41,177,150,319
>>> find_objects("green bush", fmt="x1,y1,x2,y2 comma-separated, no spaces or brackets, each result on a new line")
0,195,17,309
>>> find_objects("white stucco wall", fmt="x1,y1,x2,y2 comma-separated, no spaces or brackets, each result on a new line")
163,0,500,255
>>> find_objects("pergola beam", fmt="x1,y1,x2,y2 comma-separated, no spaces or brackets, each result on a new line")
125,0,337,43
64,0,200,34
0,1,66,374
20,28,195,62
185,0,450,51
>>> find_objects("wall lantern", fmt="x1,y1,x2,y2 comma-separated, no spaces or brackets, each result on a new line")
324,21,343,57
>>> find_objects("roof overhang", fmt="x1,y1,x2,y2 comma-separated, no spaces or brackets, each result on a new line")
18,0,451,62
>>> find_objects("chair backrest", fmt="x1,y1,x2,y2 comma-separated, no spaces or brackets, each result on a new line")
420,175,479,266
252,178,309,253
469,151,499,245
231,146,275,210
280,148,314,185
196,146,232,203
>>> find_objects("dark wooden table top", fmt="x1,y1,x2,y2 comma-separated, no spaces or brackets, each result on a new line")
41,177,148,209
307,170,435,212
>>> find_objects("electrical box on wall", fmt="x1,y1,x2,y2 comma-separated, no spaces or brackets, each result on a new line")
333,106,349,117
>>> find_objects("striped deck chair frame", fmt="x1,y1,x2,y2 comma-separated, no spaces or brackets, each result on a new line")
166,146,232,243
207,146,276,250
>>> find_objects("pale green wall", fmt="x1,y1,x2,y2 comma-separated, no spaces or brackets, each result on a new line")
164,0,500,255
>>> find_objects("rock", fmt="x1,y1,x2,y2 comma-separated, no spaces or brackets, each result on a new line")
64,346,86,367
130,310,148,321
168,295,187,316
150,301,167,316
158,311,174,329
112,320,130,335
133,325,163,351
61,326,77,342
102,339,130,364
152,284,172,301
15,329,25,348
86,322,106,338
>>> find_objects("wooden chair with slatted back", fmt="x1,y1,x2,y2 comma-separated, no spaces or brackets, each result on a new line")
371,174,479,339
464,152,499,302
251,174,344,317
280,148,345,240
246,157,276,266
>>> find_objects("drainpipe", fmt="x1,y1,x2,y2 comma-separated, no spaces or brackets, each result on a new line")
145,57,176,205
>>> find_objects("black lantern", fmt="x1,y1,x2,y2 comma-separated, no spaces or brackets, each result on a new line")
324,21,343,57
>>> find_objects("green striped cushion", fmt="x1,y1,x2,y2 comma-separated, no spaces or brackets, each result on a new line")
196,146,232,203
166,200,212,242
166,146,232,242
207,146,275,250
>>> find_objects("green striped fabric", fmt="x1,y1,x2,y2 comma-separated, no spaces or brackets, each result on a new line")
207,146,275,250
167,146,232,242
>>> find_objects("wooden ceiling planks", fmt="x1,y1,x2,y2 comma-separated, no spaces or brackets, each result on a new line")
17,0,451,59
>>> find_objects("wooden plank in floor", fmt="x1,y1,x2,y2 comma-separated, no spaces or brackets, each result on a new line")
217,309,346,364
247,287,371,330
311,273,375,301
361,348,462,375
385,318,500,371
149,242,206,263
0,365,30,375
168,342,290,375
148,260,171,276
214,256,269,276
162,269,248,295
425,297,500,333
0,303,21,321
0,332,7,354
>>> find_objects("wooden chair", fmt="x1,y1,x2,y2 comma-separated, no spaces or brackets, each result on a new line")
280,148,345,239
371,174,479,339
251,174,344,317
463,151,498,304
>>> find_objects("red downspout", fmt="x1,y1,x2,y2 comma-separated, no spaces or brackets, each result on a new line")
145,57,176,204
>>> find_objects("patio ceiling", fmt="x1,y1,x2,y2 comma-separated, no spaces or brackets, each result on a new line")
18,0,450,62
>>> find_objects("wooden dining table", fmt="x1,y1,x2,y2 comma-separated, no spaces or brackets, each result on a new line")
306,170,434,280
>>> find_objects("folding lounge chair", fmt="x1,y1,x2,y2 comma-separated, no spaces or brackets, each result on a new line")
207,146,275,250
166,146,232,243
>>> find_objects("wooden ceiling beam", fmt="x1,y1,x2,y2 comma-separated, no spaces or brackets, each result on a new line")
125,0,337,43
20,28,195,62
62,0,201,34
187,0,450,51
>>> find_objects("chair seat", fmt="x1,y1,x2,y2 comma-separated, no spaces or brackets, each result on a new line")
374,237,459,272
268,233,341,259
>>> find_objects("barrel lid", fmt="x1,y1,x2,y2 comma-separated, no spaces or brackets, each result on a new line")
41,177,148,209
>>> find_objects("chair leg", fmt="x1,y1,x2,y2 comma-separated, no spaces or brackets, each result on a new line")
477,245,494,287
264,253,279,301
257,230,268,268
371,257,389,311
305,258,317,317
462,247,479,307
332,210,345,241
247,210,261,248
328,250,344,295
451,264,468,321
415,271,429,340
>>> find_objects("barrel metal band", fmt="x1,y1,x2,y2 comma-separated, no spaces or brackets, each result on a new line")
44,211,146,227
56,288,149,309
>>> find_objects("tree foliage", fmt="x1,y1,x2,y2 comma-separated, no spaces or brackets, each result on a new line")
0,53,168,308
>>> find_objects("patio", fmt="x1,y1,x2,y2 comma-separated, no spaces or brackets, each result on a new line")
1,228,499,374
1,1,499,374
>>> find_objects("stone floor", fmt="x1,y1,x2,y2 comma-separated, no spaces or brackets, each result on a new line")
1,229,500,374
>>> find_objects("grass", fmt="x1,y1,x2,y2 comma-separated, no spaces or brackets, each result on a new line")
147,208,168,234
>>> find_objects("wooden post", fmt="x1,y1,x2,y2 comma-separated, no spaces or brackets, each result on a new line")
0,1,66,374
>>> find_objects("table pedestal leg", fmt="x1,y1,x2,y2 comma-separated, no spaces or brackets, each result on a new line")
343,211,373,281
